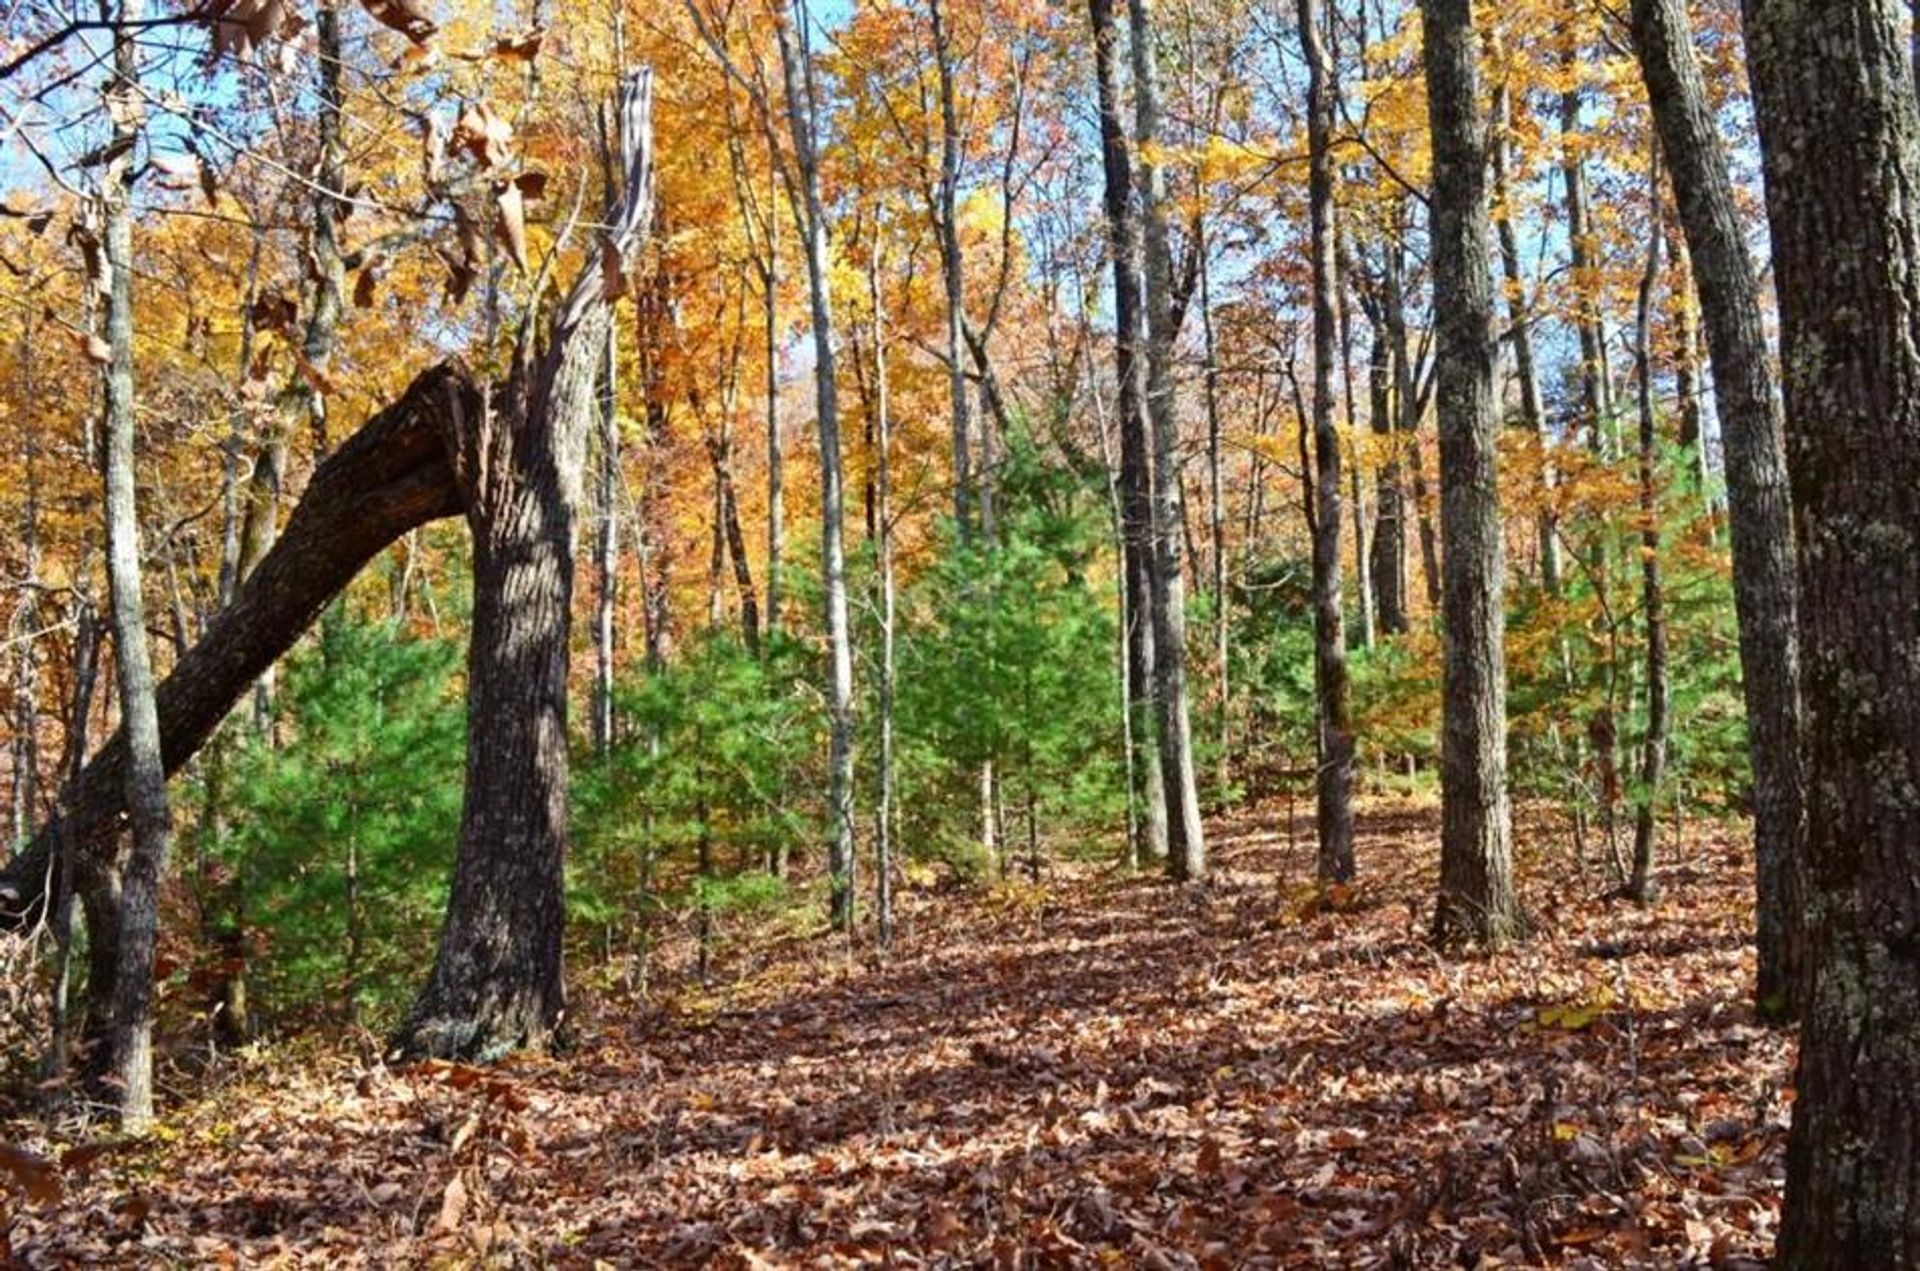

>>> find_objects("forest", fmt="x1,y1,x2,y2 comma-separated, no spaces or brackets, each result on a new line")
0,0,1913,1262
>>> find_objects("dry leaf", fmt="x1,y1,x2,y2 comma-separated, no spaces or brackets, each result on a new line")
491,27,545,62
360,0,437,44
436,1171,468,1231
0,1144,61,1203
494,180,529,274
452,102,514,171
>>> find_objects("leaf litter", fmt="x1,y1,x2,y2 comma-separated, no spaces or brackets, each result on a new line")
2,801,1789,1267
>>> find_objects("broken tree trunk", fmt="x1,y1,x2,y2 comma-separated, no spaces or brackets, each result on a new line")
0,365,472,930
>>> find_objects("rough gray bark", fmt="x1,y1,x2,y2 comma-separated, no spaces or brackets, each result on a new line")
97,0,174,1130
1090,0,1170,867
1125,0,1207,881
1627,0,1806,1022
397,71,656,1060
1300,0,1355,884
1741,0,1920,1258
1422,0,1521,947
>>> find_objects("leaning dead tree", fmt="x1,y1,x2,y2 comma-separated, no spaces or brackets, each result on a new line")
2,69,656,1064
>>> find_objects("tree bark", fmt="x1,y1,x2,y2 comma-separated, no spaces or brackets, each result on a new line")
0,368,471,929
1627,0,1806,1022
931,0,975,538
772,0,858,929
1125,0,1207,880
1300,0,1356,885
1089,0,1170,867
397,71,655,1060
1626,172,1668,905
1423,0,1522,947
1741,0,1920,1258
98,0,174,1130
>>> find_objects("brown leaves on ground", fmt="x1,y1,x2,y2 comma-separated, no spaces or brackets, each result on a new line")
1,802,1789,1267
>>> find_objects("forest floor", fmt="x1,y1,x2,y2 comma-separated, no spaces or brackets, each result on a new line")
3,798,1790,1268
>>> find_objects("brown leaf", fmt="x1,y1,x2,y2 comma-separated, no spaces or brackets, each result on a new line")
494,180,529,274
360,0,437,44
249,291,299,335
452,102,514,171
353,261,382,309
513,170,549,201
599,236,629,301
0,1144,61,1203
436,1171,468,1231
491,27,545,62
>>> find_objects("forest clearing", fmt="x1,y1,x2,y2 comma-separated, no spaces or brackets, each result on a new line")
4,803,1787,1266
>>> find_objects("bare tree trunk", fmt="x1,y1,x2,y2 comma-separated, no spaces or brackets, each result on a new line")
1561,66,1614,454
98,0,174,1130
931,0,974,538
0,367,471,929
1200,235,1231,804
868,234,897,951
764,140,784,645
1362,266,1410,635
1492,75,1562,596
1627,0,1805,1022
594,320,619,755
1742,0,1920,1257
1627,167,1668,905
772,0,858,930
1125,0,1207,881
1423,0,1521,947
1090,0,1169,867
1300,0,1355,885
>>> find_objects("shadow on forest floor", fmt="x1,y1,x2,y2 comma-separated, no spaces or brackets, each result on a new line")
6,798,1787,1267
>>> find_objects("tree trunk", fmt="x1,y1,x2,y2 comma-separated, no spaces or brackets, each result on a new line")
1742,0,1920,1258
869,234,897,951
1200,234,1231,804
1491,76,1562,596
1363,270,1409,635
1125,0,1207,881
98,0,175,1130
1627,0,1805,1023
1300,0,1355,885
398,70,657,1060
1423,0,1521,947
1561,67,1614,454
1626,171,1668,905
0,369,472,929
772,0,858,929
931,0,974,538
1090,0,1170,866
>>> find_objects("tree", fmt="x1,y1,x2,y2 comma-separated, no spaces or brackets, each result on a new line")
1422,0,1522,947
1627,0,1805,1021
1298,0,1355,885
98,0,175,1130
396,70,658,1060
1126,0,1208,881
1088,0,1171,867
1741,0,1920,1258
